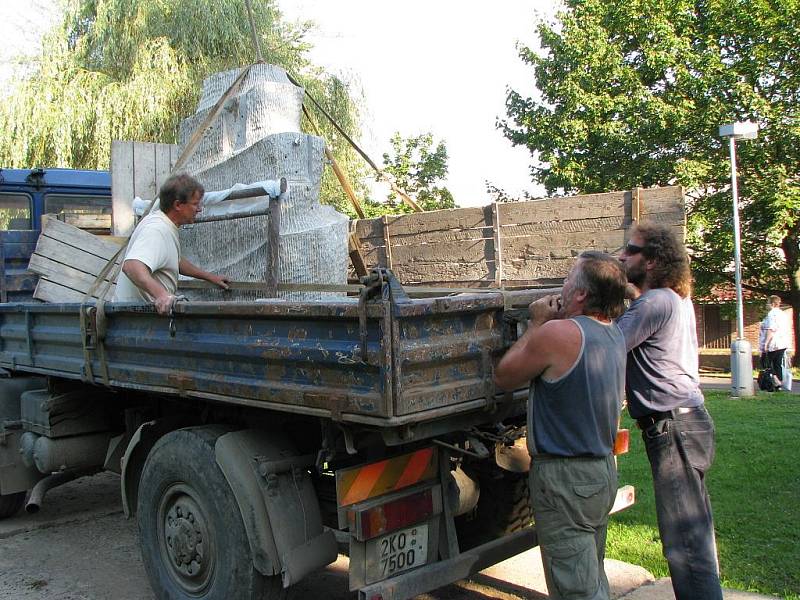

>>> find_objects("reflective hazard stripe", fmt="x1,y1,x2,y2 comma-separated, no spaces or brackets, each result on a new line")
336,447,437,507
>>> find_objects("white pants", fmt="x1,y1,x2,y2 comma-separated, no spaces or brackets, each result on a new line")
782,352,793,391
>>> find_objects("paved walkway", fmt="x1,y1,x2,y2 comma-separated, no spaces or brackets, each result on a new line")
699,373,798,393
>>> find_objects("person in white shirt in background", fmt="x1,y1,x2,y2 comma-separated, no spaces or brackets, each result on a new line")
113,174,229,314
761,295,792,391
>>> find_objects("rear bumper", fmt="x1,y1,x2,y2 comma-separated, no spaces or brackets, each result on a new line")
356,484,635,600
357,526,539,600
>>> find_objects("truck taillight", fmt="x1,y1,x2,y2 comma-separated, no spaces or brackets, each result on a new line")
348,488,434,540
614,429,630,455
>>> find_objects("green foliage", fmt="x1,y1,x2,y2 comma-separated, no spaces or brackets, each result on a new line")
610,391,800,598
373,132,454,214
0,0,367,213
502,0,800,314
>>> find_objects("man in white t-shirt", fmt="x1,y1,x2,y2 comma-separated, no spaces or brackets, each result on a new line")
761,295,791,386
113,174,229,314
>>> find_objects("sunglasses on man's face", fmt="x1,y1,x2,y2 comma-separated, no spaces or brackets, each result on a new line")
624,242,645,255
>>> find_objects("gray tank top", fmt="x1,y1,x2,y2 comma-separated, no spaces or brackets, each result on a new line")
527,315,625,457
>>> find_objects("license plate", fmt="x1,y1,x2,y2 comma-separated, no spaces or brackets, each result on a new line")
367,523,428,581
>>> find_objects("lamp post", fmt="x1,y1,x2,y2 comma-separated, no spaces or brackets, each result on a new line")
718,121,758,397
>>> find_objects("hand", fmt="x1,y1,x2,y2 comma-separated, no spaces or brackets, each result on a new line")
154,293,176,316
625,283,642,300
208,274,230,290
528,294,560,326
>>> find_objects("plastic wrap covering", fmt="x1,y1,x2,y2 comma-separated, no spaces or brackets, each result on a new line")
178,64,305,175
176,64,348,301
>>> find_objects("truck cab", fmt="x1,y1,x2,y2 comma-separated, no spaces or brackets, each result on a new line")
0,167,111,302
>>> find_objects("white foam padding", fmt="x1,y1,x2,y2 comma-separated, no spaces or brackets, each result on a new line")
176,64,349,301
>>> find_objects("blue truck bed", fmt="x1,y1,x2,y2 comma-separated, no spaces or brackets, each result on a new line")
0,280,549,439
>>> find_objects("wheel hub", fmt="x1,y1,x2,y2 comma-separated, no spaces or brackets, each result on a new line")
158,485,214,594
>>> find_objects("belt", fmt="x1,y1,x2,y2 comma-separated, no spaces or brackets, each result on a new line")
636,406,703,429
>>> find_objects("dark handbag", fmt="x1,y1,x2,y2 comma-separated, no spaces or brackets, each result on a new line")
758,354,776,392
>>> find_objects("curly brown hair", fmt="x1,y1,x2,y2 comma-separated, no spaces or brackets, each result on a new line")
634,223,692,298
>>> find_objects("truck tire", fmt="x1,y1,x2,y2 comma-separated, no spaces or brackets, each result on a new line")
137,426,285,600
0,491,26,519
456,468,532,549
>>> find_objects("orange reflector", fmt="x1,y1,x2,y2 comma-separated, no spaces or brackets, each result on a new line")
336,447,438,507
348,488,434,540
614,429,630,455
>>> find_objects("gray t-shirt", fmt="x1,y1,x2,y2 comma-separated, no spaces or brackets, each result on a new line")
528,315,625,457
616,288,704,418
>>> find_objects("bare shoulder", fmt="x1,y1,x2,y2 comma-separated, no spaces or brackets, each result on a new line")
526,318,582,357
537,318,581,341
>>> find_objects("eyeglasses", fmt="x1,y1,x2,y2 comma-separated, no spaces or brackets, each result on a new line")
624,242,645,255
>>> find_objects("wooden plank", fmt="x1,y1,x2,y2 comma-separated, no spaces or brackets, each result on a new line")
33,236,122,275
390,239,492,264
40,217,122,261
392,260,494,284
497,192,627,226
354,217,383,241
503,256,577,281
61,214,113,229
29,254,117,294
348,232,368,278
360,226,492,249
382,215,393,269
155,143,175,196
134,142,158,204
500,215,627,239
33,279,87,303
632,187,642,224
112,140,136,236
356,207,488,239
501,230,627,258
491,202,503,286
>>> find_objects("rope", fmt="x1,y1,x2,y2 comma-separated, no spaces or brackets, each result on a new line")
244,0,264,63
286,73,422,213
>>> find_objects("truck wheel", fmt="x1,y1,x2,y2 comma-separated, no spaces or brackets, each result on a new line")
0,491,26,519
456,468,532,549
137,426,285,600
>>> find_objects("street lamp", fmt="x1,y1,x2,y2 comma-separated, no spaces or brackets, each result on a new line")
718,121,758,397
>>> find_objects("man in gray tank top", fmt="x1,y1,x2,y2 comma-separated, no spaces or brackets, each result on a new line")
617,223,722,600
495,251,627,600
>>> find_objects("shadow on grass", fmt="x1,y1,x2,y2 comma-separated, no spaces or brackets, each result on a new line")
607,391,800,599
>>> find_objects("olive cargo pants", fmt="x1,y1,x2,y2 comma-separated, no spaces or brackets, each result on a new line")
529,454,617,600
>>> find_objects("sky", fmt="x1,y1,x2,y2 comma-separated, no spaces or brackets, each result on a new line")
0,0,559,207
276,0,555,206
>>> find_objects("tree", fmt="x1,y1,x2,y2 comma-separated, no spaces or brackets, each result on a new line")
501,0,800,357
371,132,454,215
0,0,367,214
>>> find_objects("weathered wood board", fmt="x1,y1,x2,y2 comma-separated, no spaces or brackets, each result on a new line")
29,217,124,303
353,186,685,287
111,140,178,237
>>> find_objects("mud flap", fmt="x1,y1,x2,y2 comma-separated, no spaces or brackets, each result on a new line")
215,429,337,586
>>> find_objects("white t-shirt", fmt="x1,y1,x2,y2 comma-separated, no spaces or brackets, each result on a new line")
113,211,180,302
763,307,791,352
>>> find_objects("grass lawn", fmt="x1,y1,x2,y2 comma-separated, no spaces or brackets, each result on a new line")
607,390,800,599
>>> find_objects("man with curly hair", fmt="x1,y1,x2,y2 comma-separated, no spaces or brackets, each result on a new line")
618,223,722,600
